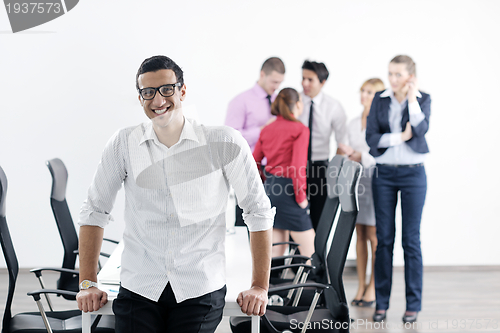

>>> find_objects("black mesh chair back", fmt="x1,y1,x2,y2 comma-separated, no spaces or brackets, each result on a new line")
230,161,361,333
46,158,79,296
310,155,345,283
323,160,362,322
0,165,115,333
0,166,19,332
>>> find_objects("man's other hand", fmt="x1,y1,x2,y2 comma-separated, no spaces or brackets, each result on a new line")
237,286,268,316
76,287,108,312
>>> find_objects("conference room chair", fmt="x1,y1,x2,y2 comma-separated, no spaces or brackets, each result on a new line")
0,165,115,333
230,160,361,333
31,158,118,303
268,155,346,306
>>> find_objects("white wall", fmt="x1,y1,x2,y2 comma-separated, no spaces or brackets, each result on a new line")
1,0,499,268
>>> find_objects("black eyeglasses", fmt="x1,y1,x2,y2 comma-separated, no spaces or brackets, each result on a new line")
138,82,182,100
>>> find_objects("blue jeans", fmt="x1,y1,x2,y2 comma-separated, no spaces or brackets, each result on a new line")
372,164,427,312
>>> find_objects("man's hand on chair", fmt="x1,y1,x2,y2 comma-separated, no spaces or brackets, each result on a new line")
77,288,108,312
237,286,268,316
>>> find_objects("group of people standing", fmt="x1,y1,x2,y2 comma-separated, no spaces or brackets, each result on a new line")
225,55,431,324
75,53,429,332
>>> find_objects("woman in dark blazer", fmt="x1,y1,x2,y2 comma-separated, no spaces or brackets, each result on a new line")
366,55,431,324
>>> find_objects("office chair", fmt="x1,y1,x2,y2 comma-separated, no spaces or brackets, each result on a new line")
34,158,117,301
0,165,114,333
230,160,361,333
268,155,346,306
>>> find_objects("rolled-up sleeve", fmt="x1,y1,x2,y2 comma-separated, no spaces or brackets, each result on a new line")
78,131,127,228
221,127,274,232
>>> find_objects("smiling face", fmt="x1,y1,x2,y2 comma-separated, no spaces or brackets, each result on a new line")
388,62,412,95
138,69,186,128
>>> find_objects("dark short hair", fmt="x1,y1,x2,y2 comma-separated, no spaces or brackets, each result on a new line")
302,60,329,83
390,55,416,76
136,55,184,91
261,57,286,75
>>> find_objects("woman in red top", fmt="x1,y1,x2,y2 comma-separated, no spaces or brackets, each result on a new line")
253,88,315,258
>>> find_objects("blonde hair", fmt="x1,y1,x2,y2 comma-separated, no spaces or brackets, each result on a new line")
360,78,385,92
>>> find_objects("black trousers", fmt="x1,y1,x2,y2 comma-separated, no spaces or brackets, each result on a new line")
113,284,226,333
307,160,328,230
234,204,245,226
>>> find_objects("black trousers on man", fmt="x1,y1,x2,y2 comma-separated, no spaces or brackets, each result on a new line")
113,284,226,333
307,160,329,230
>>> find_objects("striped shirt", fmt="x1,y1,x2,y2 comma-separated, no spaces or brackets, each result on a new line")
78,118,275,302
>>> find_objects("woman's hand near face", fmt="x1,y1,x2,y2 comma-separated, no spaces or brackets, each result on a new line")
406,76,419,102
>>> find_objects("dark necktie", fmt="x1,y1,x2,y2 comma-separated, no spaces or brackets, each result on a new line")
266,95,272,107
307,100,314,161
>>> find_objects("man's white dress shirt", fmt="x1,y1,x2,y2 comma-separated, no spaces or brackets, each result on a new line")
298,92,347,161
78,118,275,302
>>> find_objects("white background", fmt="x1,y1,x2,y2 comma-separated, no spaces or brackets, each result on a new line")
1,0,499,268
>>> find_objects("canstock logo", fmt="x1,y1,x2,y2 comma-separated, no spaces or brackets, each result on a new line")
3,0,79,33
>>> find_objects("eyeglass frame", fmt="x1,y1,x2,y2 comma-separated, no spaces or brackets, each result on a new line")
138,82,182,100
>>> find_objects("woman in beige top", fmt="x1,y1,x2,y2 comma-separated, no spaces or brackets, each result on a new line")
339,78,385,307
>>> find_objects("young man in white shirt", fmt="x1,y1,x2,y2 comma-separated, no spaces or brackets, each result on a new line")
298,60,347,230
76,55,274,333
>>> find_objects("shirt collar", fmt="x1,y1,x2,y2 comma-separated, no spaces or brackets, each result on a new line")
380,88,422,99
252,82,270,99
139,117,200,147
302,91,324,105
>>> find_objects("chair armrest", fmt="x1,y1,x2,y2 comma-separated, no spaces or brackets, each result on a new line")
268,283,328,329
103,237,119,244
268,282,328,294
272,241,299,247
28,289,103,333
27,288,78,300
30,267,79,277
270,263,315,273
271,254,311,262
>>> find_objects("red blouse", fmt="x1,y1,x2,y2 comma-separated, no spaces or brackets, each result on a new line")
253,115,310,204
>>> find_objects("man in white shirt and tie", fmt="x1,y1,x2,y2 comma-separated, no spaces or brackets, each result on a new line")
75,55,275,333
298,60,348,230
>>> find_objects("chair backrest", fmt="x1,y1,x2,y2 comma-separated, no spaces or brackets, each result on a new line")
310,155,345,283
323,160,361,321
46,159,79,286
0,166,19,332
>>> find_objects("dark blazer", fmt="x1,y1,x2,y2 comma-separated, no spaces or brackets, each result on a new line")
366,90,431,158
